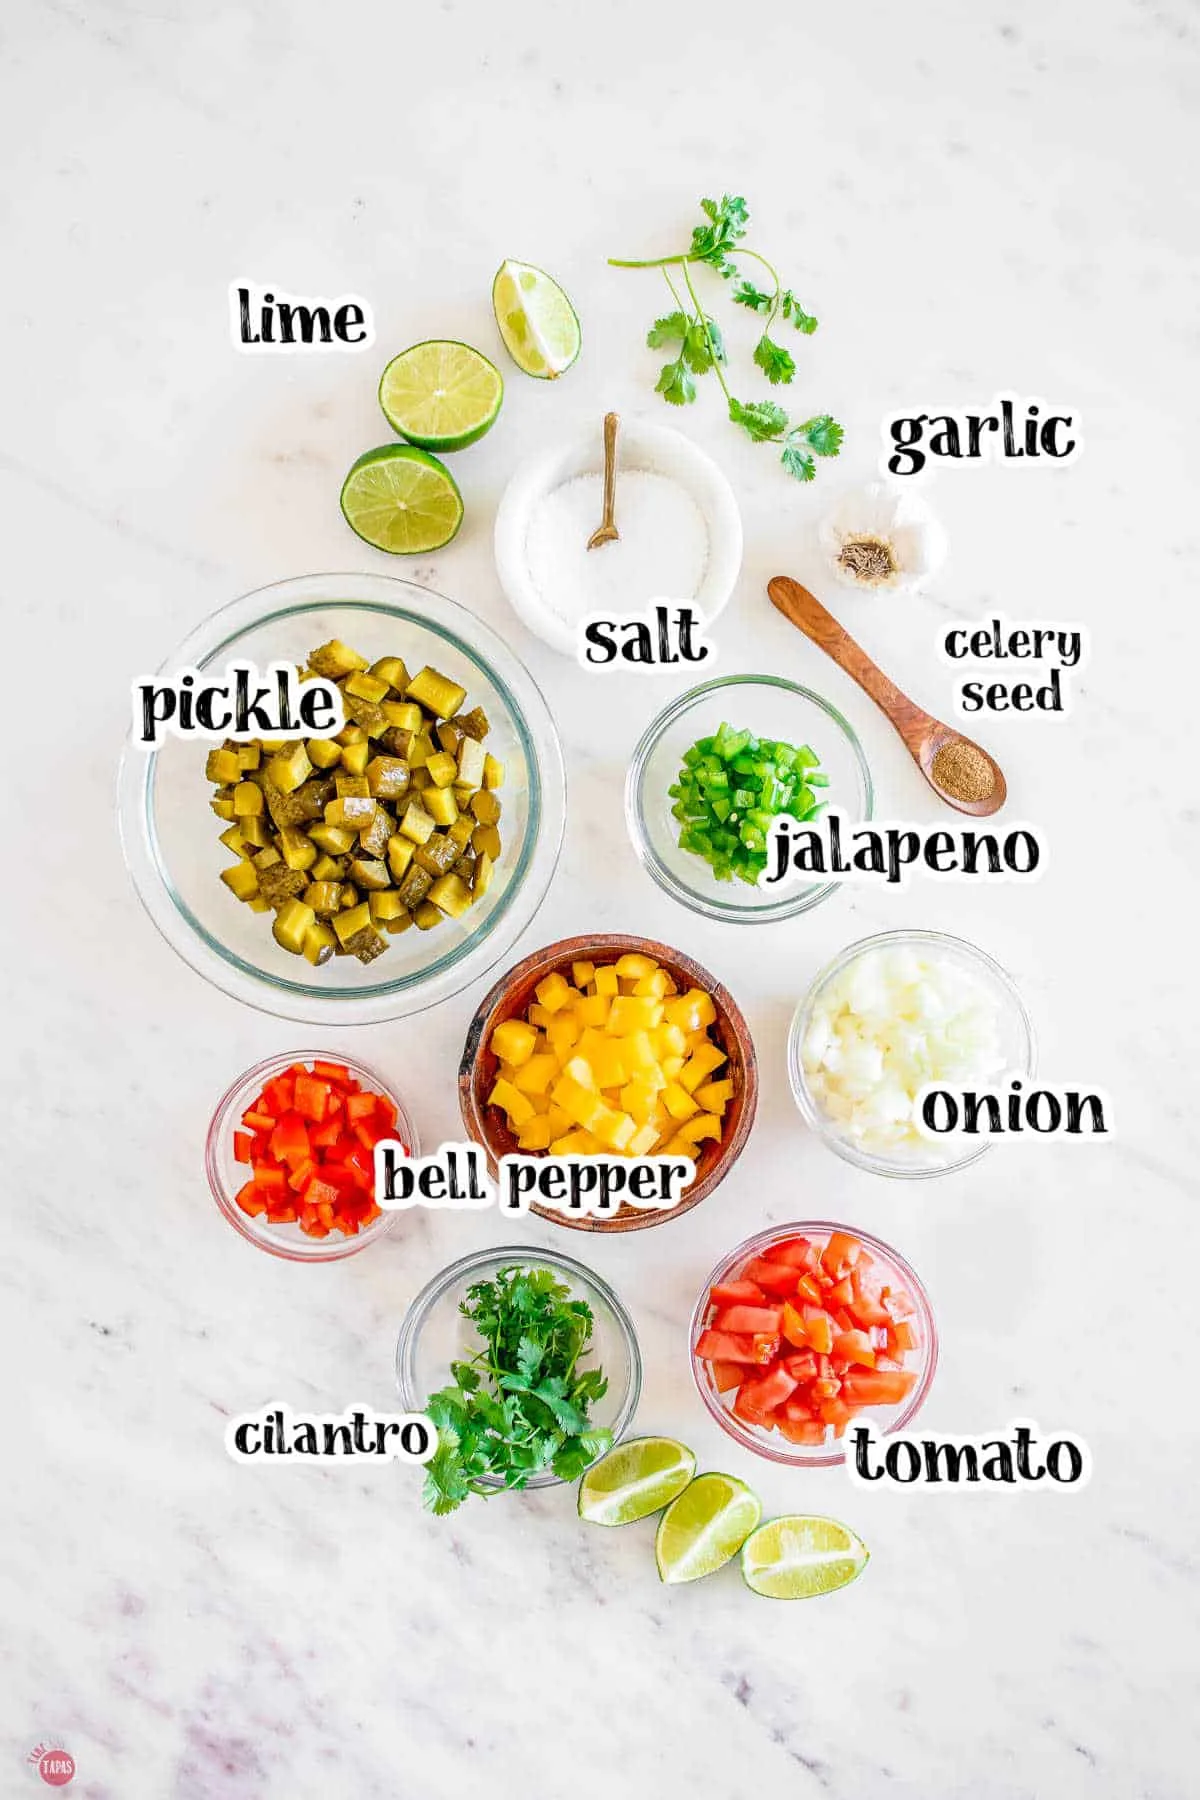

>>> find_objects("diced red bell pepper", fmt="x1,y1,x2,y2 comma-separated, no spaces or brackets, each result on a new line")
232,1130,255,1164
312,1061,351,1084
262,1073,295,1114
268,1111,311,1169
293,1073,330,1122
345,1092,378,1121
235,1180,266,1217
251,1164,288,1195
241,1108,275,1133
287,1157,317,1193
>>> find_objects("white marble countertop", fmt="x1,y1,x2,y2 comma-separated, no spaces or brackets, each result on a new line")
5,2,1199,1795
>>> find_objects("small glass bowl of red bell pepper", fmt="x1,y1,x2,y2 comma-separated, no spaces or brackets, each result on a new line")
689,1221,937,1467
206,1051,417,1261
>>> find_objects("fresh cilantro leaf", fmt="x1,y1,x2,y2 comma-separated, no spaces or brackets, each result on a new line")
729,395,789,441
516,1334,543,1380
752,334,796,386
731,280,773,314
656,357,696,405
681,315,725,374
781,444,817,482
646,311,689,348
781,290,819,334
422,1447,472,1516
798,414,844,456
689,194,749,273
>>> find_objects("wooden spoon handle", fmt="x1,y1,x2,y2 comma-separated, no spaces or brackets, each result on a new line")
767,575,936,759
600,411,619,527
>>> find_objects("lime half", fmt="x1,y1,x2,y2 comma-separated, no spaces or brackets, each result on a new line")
340,445,463,555
654,1472,761,1585
741,1515,870,1601
378,340,503,452
578,1437,697,1527
492,259,581,379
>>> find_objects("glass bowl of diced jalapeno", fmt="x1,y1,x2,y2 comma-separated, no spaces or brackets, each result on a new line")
119,573,566,1023
624,674,873,923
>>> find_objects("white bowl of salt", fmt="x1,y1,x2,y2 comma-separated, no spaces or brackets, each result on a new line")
493,418,743,658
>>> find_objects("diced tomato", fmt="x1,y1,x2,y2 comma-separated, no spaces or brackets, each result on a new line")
795,1273,824,1305
710,1279,766,1307
732,1387,777,1428
821,1231,862,1277
832,1329,876,1367
849,1271,890,1328
751,1333,780,1365
712,1304,783,1335
842,1369,917,1406
741,1257,805,1296
761,1236,816,1268
782,1397,816,1422
818,1397,853,1426
710,1360,744,1394
695,1329,762,1364
883,1286,915,1318
737,1366,797,1414
781,1349,817,1380
778,1419,826,1446
889,1320,918,1354
811,1376,841,1401
828,1277,854,1307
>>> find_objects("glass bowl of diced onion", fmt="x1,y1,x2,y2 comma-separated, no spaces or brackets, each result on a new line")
787,929,1036,1179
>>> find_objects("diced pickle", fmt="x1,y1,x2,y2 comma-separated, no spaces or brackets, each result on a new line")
448,815,475,848
233,781,264,817
344,670,390,705
483,754,505,790
221,861,259,900
309,639,369,678
472,823,502,861
278,826,318,872
307,737,342,770
255,859,308,905
303,881,346,915
399,801,436,845
309,822,356,855
309,853,341,881
335,773,370,799
456,737,485,787
408,731,435,769
324,794,375,830
341,692,388,735
340,740,370,777
336,722,367,746
206,747,242,785
423,787,458,828
369,889,409,923
382,701,422,733
386,835,414,881
436,719,464,754
272,898,316,955
385,910,414,935
428,872,473,919
380,726,414,759
407,666,467,719
333,901,372,946
451,851,476,881
370,656,409,692
425,751,458,789
346,926,387,964
412,900,443,931
470,790,502,826
457,706,491,741
366,756,410,800
239,815,270,848
358,806,391,859
472,849,494,898
267,742,312,795
349,856,391,891
218,824,247,856
236,743,262,771
415,833,459,876
302,922,337,967
397,864,433,908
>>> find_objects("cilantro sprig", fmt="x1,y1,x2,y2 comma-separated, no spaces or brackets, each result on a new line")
420,1265,612,1515
609,195,842,482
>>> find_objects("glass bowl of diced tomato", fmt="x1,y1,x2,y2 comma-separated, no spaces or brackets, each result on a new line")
690,1222,937,1467
205,1051,417,1261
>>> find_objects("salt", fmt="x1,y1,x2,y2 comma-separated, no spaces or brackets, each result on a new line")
524,469,709,625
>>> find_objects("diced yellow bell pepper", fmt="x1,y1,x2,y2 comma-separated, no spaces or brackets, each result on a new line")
633,968,670,998
661,1055,685,1080
517,1116,553,1151
594,963,619,998
550,1129,594,1156
552,1074,607,1133
487,1079,536,1129
695,1077,734,1114
593,1109,637,1152
528,1004,554,1029
665,990,717,1032
615,952,658,980
622,1030,658,1074
534,971,573,1013
572,960,595,989
677,1112,723,1144
662,1082,699,1122
490,1018,538,1067
607,995,663,1035
627,1123,660,1157
579,1032,629,1090
654,1022,687,1059
563,1055,598,1093
546,1013,581,1059
679,1043,728,1092
514,1053,558,1096
576,993,610,1028
662,1135,698,1160
545,1104,573,1139
619,1078,660,1124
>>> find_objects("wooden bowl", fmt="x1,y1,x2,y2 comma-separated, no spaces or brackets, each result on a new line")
458,933,759,1233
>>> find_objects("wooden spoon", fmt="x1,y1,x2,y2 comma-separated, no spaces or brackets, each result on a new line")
586,412,620,550
767,575,1007,817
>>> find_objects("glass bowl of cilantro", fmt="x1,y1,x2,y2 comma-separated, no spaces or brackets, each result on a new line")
626,674,873,923
395,1246,642,1512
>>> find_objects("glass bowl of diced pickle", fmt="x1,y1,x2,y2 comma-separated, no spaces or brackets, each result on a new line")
118,573,566,1023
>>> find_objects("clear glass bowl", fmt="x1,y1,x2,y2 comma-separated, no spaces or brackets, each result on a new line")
690,1220,938,1469
624,674,873,923
788,928,1037,1179
395,1244,642,1491
205,1050,417,1262
118,573,566,1024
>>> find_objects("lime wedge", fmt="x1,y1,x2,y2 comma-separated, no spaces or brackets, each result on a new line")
740,1515,870,1601
492,259,581,379
578,1437,697,1527
378,340,503,452
339,445,463,555
654,1472,761,1584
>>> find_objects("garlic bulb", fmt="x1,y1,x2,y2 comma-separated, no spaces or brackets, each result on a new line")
817,482,947,594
